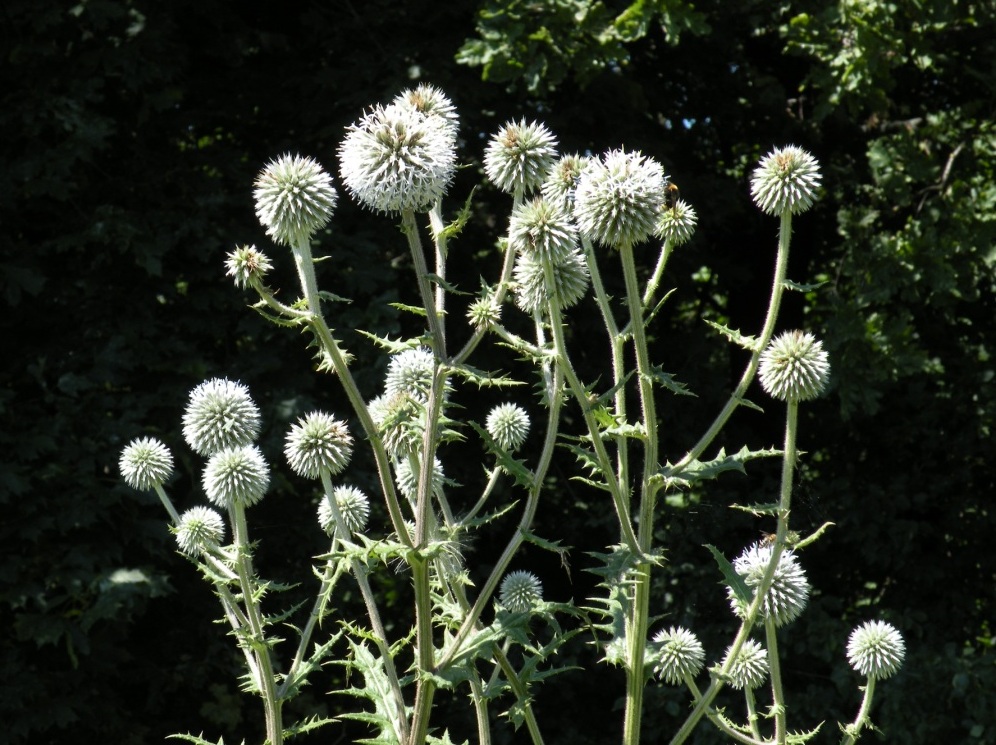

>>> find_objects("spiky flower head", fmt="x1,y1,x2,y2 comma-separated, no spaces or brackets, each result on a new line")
318,485,371,537
202,444,270,509
182,378,261,457
254,154,338,247
655,199,698,246
484,119,558,195
574,149,666,249
384,347,436,402
499,570,543,612
847,620,906,679
513,245,590,314
508,196,578,262
750,145,822,216
395,456,444,501
723,639,769,690
392,84,459,140
368,391,425,458
225,244,273,289
486,403,531,452
541,154,592,209
120,437,174,491
653,626,706,685
284,411,353,479
176,506,225,556
467,292,502,330
728,542,811,627
339,102,457,214
758,330,830,402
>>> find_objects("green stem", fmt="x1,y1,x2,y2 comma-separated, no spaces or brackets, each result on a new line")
765,616,787,744
153,485,181,526
402,209,446,357
671,211,793,475
642,239,675,307
840,677,877,745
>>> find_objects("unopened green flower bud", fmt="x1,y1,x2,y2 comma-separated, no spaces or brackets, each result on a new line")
541,154,592,209
655,198,698,246
225,244,273,289
120,437,174,491
508,196,578,261
394,456,444,501
384,347,436,402
513,245,590,314
486,403,530,452
176,506,225,556
499,570,543,612
392,84,459,140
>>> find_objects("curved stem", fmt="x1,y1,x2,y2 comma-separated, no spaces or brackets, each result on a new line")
840,677,877,745
642,239,675,307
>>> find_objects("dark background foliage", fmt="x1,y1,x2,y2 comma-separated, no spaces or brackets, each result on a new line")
2,0,993,743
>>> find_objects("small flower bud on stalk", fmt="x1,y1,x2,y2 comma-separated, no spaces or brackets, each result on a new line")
225,245,273,289
318,485,371,538
202,444,270,510
727,542,811,627
512,246,590,315
486,403,531,452
176,506,226,556
847,620,906,680
499,570,543,612
120,437,174,491
723,639,769,690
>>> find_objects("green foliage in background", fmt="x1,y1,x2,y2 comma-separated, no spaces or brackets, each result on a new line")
2,0,993,742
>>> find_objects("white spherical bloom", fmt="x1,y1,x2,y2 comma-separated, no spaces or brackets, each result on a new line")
508,196,578,261
384,347,436,402
317,485,371,537
392,84,459,140
486,403,531,452
541,154,592,209
499,570,543,612
758,330,831,402
120,437,174,491
176,506,225,556
202,444,270,509
339,102,457,214
253,154,337,246
513,244,590,315
727,542,811,627
724,639,769,690
654,198,698,246
573,149,666,249
653,626,706,685
182,378,261,457
284,411,353,479
750,145,822,215
394,456,444,501
225,244,273,289
847,620,906,679
484,119,558,195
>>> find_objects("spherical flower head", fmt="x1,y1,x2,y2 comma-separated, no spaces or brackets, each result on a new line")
727,542,811,627
120,437,174,491
202,444,270,509
513,245,590,315
284,411,353,479
254,154,338,246
847,620,905,679
182,378,261,457
384,347,435,402
486,403,531,452
655,199,698,246
318,484,371,537
652,626,706,685
541,154,592,209
508,196,579,262
499,570,543,612
758,330,830,402
750,145,822,216
484,119,558,195
395,456,444,501
467,293,502,330
369,391,425,458
176,506,225,556
574,149,666,248
339,102,456,214
392,84,459,140
225,244,273,289
723,639,769,690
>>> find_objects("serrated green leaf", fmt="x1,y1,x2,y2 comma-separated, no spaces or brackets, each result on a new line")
705,544,751,603
425,273,467,295
782,278,827,293
448,362,524,388
317,290,352,304
468,421,534,491
649,366,696,396
729,502,781,517
167,734,225,745
354,331,423,354
662,445,782,486
388,302,428,317
705,319,759,350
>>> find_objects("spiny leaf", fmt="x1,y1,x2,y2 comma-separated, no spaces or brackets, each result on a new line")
354,331,423,354
705,544,751,604
167,734,226,745
661,445,782,486
468,421,534,491
729,501,781,517
448,362,524,388
705,319,759,350
388,302,428,317
283,714,337,740
317,290,352,304
783,278,827,293
649,366,696,397
425,273,467,295
435,187,476,243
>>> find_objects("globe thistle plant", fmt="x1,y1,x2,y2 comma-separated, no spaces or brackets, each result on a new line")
655,198,698,246
392,84,459,140
728,542,811,627
384,346,436,402
120,437,174,491
508,196,579,261
541,153,591,209
225,244,273,289
284,411,354,479
182,378,261,457
484,119,558,195
202,444,270,510
573,149,666,249
750,145,822,216
499,570,543,612
253,154,338,247
318,485,371,537
723,639,770,690
758,330,831,403
847,620,906,679
176,506,226,556
486,403,531,452
653,626,706,685
339,102,457,214
513,244,590,315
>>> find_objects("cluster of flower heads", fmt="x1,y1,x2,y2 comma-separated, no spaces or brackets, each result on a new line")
368,347,441,459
